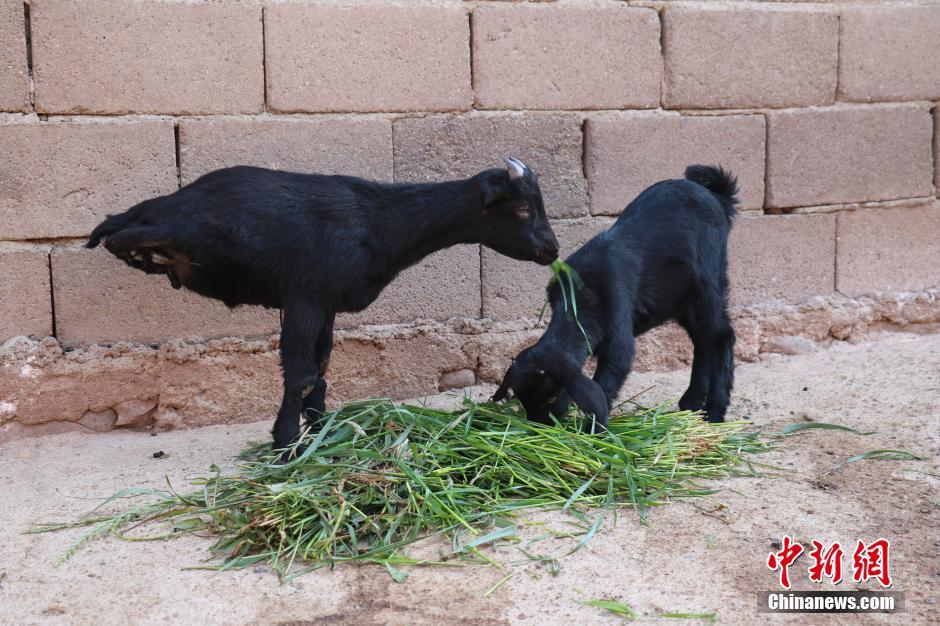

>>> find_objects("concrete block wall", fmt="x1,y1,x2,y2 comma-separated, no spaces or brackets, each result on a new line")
1,0,939,439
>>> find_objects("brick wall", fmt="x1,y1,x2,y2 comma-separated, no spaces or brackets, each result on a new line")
2,0,939,439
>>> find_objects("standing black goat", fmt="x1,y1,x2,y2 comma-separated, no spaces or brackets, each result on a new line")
87,159,559,451
493,165,738,432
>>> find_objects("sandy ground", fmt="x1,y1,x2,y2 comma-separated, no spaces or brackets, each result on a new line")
0,331,937,626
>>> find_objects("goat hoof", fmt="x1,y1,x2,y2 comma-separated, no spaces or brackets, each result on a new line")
303,410,325,429
273,440,306,464
678,397,706,412
275,449,296,465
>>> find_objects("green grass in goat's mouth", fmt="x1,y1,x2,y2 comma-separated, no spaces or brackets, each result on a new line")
543,258,594,354
29,398,769,580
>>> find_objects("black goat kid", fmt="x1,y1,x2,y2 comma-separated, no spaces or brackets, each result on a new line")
88,159,559,451
493,165,738,432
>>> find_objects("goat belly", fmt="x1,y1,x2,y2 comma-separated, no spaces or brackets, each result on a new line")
333,279,388,313
134,249,276,309
185,261,279,309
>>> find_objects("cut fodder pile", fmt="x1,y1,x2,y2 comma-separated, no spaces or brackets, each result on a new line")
30,399,769,580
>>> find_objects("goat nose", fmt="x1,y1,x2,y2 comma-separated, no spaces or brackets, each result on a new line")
546,240,560,258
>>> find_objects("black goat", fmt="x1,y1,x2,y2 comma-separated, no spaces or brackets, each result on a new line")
87,159,559,450
493,165,738,432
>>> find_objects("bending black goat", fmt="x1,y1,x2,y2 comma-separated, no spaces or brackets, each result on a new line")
87,159,559,450
493,165,738,432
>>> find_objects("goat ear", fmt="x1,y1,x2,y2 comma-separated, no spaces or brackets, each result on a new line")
505,157,527,182
562,369,609,433
492,366,513,402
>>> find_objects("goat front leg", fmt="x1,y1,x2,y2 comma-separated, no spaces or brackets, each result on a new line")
302,312,335,429
678,325,709,413
272,299,325,453
589,331,635,431
593,339,635,402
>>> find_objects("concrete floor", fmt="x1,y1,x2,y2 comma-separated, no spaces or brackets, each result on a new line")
1,331,937,625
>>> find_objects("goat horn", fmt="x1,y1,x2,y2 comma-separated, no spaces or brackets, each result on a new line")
505,157,526,181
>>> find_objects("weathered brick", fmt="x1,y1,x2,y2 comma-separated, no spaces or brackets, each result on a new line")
836,205,940,297
728,214,835,305
393,113,587,218
663,6,837,109
840,6,940,102
935,107,939,198
766,105,933,209
0,0,28,111
157,349,281,429
31,0,263,114
0,340,160,429
179,117,393,184
485,212,837,318
0,421,88,443
472,329,540,384
585,112,765,214
0,244,51,339
51,247,279,345
337,245,481,329
472,5,660,110
482,218,610,321
0,120,177,240
329,330,478,403
266,4,470,113
634,324,693,373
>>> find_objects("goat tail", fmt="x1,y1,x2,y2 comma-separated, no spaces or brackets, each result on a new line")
684,165,739,224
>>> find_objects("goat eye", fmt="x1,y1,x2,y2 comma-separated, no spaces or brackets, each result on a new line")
514,205,533,220
547,396,558,404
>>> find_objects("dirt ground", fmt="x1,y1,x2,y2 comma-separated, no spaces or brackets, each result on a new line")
1,331,937,626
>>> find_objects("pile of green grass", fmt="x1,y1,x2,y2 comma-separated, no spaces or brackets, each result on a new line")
31,399,768,580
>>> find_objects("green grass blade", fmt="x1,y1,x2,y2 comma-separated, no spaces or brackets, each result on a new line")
844,449,924,463
775,422,875,436
580,598,636,618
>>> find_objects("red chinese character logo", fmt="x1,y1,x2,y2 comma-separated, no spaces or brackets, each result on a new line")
767,535,804,589
852,539,892,587
808,540,844,584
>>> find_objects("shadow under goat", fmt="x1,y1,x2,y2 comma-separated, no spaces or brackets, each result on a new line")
493,165,738,432
86,159,559,452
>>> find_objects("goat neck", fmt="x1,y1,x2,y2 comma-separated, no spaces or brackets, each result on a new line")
540,302,597,367
366,178,482,272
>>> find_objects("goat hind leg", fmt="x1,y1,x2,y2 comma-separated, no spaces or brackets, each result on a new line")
302,312,335,429
101,226,170,256
703,323,735,423
692,294,735,423
102,226,176,277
